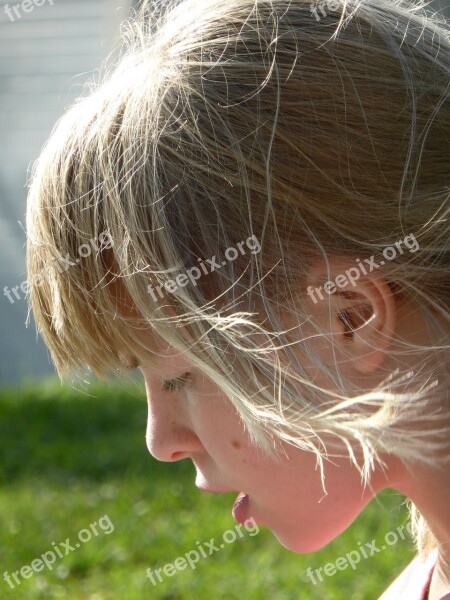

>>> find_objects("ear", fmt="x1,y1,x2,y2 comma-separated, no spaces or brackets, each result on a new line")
304,258,397,374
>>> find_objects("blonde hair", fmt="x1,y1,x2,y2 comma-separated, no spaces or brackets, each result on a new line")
26,0,449,559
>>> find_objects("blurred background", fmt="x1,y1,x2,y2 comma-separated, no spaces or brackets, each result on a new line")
0,0,134,383
0,1,448,599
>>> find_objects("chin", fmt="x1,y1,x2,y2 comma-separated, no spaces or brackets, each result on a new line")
271,529,335,554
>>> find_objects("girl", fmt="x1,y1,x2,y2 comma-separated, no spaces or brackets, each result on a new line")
26,0,449,597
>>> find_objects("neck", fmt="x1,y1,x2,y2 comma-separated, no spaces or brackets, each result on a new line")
388,301,450,595
392,459,450,596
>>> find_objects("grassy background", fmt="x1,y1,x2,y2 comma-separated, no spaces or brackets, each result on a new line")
0,379,416,600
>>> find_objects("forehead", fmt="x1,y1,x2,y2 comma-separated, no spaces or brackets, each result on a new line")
108,274,188,364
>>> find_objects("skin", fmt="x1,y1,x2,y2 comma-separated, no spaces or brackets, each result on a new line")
126,258,449,596
141,348,392,553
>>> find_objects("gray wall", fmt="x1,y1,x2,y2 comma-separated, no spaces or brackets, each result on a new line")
0,0,132,383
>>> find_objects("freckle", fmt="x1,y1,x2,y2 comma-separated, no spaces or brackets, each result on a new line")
231,440,241,449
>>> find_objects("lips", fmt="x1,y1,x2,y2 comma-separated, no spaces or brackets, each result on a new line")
233,491,248,507
232,492,250,524
195,484,253,524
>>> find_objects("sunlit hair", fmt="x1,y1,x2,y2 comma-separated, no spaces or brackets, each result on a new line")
26,0,449,559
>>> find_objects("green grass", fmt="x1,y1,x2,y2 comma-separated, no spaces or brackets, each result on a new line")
0,379,416,599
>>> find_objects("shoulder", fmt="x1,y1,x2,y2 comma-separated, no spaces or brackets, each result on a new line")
377,550,438,600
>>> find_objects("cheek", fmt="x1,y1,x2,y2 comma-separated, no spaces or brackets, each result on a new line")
253,452,377,553
276,483,375,553
190,391,378,554
201,427,256,471
190,394,252,457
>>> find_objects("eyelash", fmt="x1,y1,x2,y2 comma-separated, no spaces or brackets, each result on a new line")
161,372,192,393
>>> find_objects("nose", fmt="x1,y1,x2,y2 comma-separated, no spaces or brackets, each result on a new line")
144,382,203,463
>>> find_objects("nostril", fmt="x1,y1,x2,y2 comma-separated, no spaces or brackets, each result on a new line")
170,451,189,461
145,423,203,463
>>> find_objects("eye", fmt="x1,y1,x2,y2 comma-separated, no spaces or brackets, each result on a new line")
161,372,192,393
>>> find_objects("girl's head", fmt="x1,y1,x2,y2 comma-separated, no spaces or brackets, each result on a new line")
26,0,449,556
